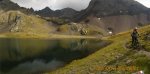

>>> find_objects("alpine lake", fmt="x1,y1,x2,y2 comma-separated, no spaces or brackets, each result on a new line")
0,38,111,74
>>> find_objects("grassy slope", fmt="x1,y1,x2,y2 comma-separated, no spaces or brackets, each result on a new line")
49,25,150,74
0,11,105,37
0,11,103,39
0,11,55,34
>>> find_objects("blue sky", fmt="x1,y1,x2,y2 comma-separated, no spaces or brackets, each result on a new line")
11,0,150,11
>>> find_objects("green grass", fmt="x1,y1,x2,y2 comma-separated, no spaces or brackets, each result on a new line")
0,11,105,36
48,25,150,74
44,17,67,25
0,11,150,74
57,24,104,35
140,31,150,52
0,11,55,34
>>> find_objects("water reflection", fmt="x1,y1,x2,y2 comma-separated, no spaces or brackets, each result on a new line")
5,59,64,74
0,38,110,74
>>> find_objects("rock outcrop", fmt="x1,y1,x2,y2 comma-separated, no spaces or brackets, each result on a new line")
0,11,55,33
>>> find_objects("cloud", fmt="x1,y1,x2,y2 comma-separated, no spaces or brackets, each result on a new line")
10,0,150,11
11,0,52,10
135,0,150,8
8,59,65,74
10,0,91,11
52,0,91,10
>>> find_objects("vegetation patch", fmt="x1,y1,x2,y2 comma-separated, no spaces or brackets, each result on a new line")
49,25,150,74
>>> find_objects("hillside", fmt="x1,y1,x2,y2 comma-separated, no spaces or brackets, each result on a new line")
0,10,104,38
0,0,150,36
0,11,57,35
50,25,150,74
0,0,150,74
0,0,34,14
0,0,104,36
73,0,150,34
34,0,150,34
75,0,149,20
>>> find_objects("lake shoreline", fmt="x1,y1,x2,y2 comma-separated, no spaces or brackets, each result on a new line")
50,25,150,74
0,33,101,40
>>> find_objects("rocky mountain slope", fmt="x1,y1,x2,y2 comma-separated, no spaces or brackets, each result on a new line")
74,0,150,33
0,0,150,36
0,11,56,34
0,0,102,36
77,0,148,18
34,0,150,34
0,11,103,36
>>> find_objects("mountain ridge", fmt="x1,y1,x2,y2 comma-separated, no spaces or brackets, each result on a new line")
74,0,149,21
0,0,150,35
35,7,79,20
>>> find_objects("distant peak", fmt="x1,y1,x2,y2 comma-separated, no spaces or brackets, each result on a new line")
44,7,51,10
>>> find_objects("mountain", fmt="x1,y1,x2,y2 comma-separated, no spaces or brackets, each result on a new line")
0,11,56,34
0,0,150,36
75,0,149,20
0,0,56,34
35,7,78,19
0,0,102,36
73,0,150,33
35,0,150,22
0,0,61,35
0,0,34,14
35,7,54,17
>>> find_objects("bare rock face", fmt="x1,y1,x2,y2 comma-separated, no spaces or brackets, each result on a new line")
82,13,150,34
73,0,150,34
88,0,148,16
74,0,149,21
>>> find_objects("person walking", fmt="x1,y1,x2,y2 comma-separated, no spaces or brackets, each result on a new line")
131,27,139,48
131,27,140,48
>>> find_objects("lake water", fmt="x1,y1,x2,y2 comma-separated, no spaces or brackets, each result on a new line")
0,38,110,74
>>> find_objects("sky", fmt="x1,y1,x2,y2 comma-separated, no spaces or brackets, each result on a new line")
10,0,150,11
10,0,91,11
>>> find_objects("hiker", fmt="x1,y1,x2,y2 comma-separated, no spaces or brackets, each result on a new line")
131,27,139,48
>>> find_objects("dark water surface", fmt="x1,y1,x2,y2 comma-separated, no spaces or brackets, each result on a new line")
0,38,110,74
